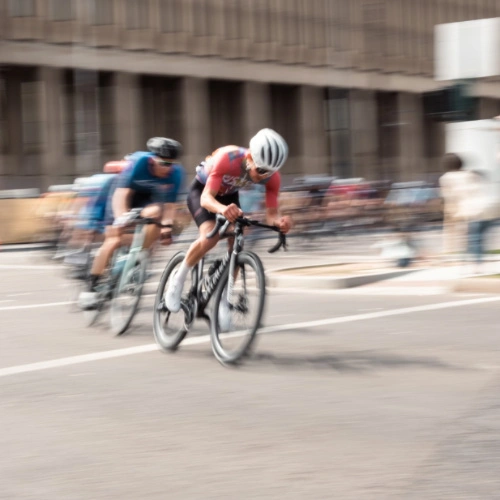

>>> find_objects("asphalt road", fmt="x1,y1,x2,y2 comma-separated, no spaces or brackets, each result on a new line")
1,245,500,499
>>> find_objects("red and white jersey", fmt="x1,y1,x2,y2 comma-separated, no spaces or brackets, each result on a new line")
195,145,280,207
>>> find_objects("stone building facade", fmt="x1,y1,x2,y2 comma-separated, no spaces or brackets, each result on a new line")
1,0,500,190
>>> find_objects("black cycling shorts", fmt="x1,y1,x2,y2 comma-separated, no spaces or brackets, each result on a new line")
187,179,240,227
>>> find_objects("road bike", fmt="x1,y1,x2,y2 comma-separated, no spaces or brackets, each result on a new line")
153,214,287,365
80,209,171,335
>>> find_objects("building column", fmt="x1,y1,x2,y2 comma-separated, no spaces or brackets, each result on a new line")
397,92,424,181
349,89,378,180
298,85,329,176
242,82,271,140
113,72,142,159
39,67,65,189
181,77,210,177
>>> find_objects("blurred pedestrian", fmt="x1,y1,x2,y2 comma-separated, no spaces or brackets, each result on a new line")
439,153,474,259
459,170,497,274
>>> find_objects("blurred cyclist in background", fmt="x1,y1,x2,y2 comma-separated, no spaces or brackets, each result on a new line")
165,128,292,314
67,174,117,245
79,137,184,309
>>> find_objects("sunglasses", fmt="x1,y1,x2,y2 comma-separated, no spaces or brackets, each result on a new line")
156,159,174,167
256,167,270,176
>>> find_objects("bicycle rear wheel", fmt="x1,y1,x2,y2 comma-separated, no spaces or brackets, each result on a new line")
210,251,266,365
153,251,190,351
110,255,148,335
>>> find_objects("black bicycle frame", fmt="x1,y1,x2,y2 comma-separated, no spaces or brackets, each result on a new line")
191,221,246,313
185,214,284,320
197,251,231,306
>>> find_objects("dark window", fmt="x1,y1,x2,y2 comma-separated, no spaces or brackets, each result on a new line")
63,71,76,156
140,76,182,147
377,92,399,159
98,73,115,155
209,81,243,149
325,88,351,178
0,76,7,153
21,81,41,153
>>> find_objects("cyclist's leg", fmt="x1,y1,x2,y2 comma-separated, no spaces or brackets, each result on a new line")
78,226,133,309
140,203,162,250
165,220,219,312
165,180,220,312
185,185,240,266
184,180,223,267
90,227,122,277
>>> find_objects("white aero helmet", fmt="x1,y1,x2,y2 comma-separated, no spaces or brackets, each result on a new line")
249,128,288,173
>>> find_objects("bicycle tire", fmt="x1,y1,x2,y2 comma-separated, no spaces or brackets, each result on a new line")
210,251,266,366
110,255,148,335
153,251,189,352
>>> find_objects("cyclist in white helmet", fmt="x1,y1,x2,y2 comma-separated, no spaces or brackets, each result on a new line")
165,128,292,313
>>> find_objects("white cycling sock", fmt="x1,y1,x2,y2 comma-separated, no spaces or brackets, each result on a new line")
175,260,192,285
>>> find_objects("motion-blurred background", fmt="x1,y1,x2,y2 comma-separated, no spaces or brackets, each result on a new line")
1,0,500,246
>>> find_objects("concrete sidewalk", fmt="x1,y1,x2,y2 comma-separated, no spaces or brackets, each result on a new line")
267,257,500,294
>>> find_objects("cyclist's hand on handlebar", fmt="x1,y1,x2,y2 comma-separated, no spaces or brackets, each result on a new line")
160,227,173,246
221,203,243,223
275,215,293,234
113,214,131,228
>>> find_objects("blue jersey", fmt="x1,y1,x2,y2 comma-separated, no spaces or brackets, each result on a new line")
116,152,184,204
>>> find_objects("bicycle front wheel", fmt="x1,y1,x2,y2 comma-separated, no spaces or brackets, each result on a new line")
211,251,266,365
110,256,148,335
153,251,189,352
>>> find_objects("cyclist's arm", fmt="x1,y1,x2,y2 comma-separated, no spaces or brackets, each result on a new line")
264,173,292,233
264,172,280,226
201,186,228,215
112,187,133,219
265,206,280,226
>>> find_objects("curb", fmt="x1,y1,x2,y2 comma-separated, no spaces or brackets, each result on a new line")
452,277,500,294
267,267,418,290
